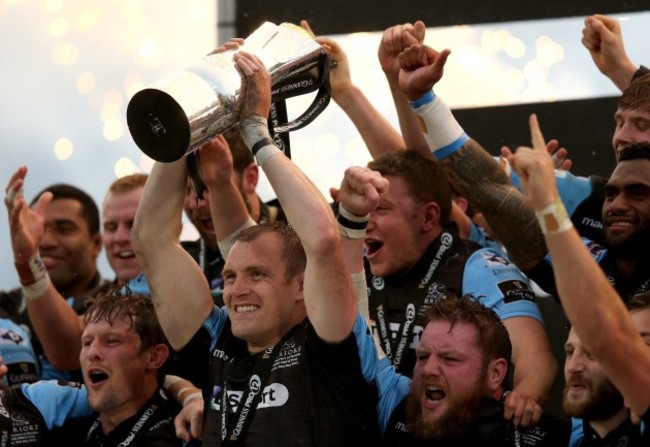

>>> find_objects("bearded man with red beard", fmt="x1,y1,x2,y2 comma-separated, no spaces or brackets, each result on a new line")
376,295,569,446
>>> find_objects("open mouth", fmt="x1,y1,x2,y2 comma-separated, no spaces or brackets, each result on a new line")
88,368,109,385
425,386,446,403
364,239,384,257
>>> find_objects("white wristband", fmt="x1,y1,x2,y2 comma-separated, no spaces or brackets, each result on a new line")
535,197,573,235
410,90,469,160
183,391,203,407
337,203,369,239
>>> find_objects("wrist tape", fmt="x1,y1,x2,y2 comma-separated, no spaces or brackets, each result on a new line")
240,116,281,167
410,90,469,160
163,375,183,390
535,197,573,235
15,255,50,300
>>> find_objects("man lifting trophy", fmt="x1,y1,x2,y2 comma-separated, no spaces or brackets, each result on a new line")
126,21,331,163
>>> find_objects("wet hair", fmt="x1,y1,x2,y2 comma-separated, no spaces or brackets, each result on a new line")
368,150,452,226
617,142,650,163
618,73,650,112
106,173,148,195
84,289,168,352
235,222,306,279
422,294,512,376
30,183,100,235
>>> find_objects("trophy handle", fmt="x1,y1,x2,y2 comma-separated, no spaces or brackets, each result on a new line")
272,52,332,134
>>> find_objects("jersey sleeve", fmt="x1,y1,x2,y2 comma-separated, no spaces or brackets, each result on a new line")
375,356,410,433
554,170,594,217
20,380,92,429
527,237,606,299
509,169,593,217
351,313,379,382
462,248,543,322
203,306,228,351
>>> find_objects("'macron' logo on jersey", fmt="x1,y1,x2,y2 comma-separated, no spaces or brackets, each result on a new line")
480,252,511,266
0,329,24,345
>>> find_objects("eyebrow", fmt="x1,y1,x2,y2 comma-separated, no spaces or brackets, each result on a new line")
50,218,81,227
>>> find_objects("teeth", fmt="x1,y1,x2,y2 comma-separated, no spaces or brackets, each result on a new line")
116,251,134,259
235,305,259,313
425,387,445,401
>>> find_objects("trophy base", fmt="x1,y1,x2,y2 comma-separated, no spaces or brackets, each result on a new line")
127,88,191,163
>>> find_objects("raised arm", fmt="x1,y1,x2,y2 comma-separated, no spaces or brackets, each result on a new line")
504,114,650,418
132,157,213,350
196,134,256,259
397,42,547,270
5,166,84,370
304,21,472,239
301,20,405,158
378,21,430,157
581,14,638,92
234,51,357,343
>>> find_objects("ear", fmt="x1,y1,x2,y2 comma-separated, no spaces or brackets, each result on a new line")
421,202,441,232
242,162,259,193
91,233,103,258
294,272,305,305
486,358,508,393
146,343,170,371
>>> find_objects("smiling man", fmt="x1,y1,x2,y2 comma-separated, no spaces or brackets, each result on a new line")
181,127,285,305
2,173,107,380
523,142,650,303
101,174,148,285
132,51,382,445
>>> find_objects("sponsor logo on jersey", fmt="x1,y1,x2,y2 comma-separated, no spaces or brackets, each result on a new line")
586,241,606,258
497,280,535,303
371,276,385,291
226,383,290,412
422,283,448,308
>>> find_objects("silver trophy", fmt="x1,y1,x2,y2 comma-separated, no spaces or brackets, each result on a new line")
126,21,331,163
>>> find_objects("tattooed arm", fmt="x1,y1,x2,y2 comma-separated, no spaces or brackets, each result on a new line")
396,41,547,270
438,140,547,270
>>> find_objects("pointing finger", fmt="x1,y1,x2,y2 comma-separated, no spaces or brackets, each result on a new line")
529,114,546,152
